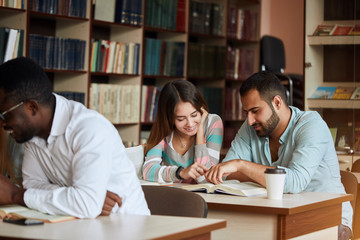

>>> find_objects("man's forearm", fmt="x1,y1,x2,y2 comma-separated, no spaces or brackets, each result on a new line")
232,159,273,187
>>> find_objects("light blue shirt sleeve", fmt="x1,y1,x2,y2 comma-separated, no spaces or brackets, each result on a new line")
222,107,352,229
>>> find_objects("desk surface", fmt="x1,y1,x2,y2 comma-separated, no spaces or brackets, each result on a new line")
172,182,352,215
197,191,352,215
0,214,226,240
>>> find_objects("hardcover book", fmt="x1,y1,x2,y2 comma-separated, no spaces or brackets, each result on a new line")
330,24,354,35
312,24,334,36
0,205,76,223
181,180,267,197
351,86,360,99
350,24,360,35
332,86,355,99
310,86,337,99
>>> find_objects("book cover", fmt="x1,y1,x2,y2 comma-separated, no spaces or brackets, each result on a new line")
332,86,355,99
312,24,334,36
0,204,76,223
94,0,116,22
3,28,18,63
310,86,337,99
350,24,360,35
351,86,360,99
176,0,186,32
330,24,354,35
181,180,267,197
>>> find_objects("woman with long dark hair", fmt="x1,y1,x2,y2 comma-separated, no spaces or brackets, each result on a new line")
142,80,223,183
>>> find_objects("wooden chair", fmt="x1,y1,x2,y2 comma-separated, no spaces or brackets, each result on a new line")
351,159,360,173
141,185,208,218
340,170,358,233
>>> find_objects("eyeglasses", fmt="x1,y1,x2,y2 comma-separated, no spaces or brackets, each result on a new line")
0,102,24,123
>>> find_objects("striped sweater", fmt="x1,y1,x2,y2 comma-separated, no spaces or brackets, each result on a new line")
142,114,223,183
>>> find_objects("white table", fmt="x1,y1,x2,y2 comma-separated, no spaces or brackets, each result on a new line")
0,214,226,240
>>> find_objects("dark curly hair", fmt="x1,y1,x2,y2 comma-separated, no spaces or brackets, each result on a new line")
0,57,53,106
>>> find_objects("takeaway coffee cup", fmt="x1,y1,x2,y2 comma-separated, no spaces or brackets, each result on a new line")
264,167,286,200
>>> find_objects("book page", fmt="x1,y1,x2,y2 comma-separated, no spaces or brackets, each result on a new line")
181,182,214,192
140,180,174,186
8,209,75,223
215,180,267,197
0,204,29,214
0,204,75,223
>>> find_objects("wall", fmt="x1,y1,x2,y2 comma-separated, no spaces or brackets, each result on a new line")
261,0,304,75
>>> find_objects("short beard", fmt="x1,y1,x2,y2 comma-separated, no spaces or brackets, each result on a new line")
254,105,280,137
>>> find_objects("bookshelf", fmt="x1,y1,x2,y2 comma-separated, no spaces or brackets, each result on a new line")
223,0,261,153
0,0,261,149
305,0,360,171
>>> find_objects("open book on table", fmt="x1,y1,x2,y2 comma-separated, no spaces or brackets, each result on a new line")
181,180,267,197
0,204,76,223
140,180,174,186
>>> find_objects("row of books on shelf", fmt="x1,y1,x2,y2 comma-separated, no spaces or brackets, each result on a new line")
56,91,85,104
187,43,225,78
144,38,185,77
90,39,140,74
227,7,259,41
312,24,360,36
29,0,87,18
310,86,360,100
0,0,23,8
90,83,140,124
29,34,86,71
189,0,223,36
224,88,246,121
141,85,161,123
139,85,223,123
226,46,255,81
94,0,142,26
145,0,185,31
0,27,24,64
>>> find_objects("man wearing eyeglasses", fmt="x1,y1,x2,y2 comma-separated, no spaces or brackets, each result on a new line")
0,57,150,218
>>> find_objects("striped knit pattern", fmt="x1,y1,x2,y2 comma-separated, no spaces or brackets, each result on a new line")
142,114,223,183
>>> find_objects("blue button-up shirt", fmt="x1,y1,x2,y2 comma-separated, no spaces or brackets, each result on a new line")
224,106,353,229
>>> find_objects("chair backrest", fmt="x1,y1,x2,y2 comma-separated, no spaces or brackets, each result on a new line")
340,170,358,214
141,185,208,218
125,145,144,180
352,159,360,173
259,35,293,106
260,35,286,73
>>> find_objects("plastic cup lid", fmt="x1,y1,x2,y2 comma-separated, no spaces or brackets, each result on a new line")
264,167,286,174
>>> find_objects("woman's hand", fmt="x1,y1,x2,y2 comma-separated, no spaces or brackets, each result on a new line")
195,108,208,145
179,163,208,180
200,107,209,127
205,161,239,185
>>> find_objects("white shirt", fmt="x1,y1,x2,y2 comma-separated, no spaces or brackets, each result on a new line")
22,94,150,218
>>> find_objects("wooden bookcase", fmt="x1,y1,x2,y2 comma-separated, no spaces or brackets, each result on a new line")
0,0,261,148
304,0,360,171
